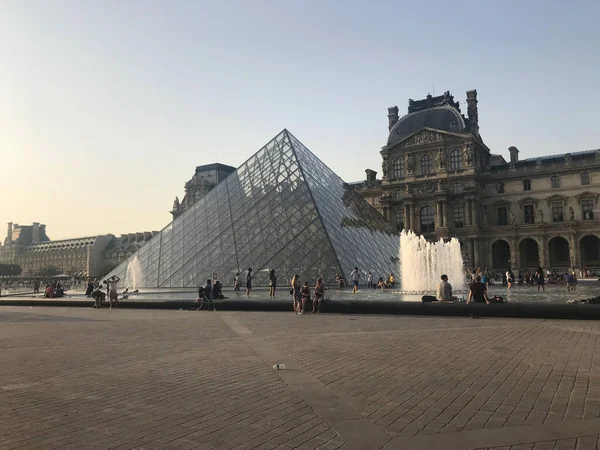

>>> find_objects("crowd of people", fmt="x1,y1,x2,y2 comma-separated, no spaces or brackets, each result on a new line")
192,267,398,314
334,271,395,290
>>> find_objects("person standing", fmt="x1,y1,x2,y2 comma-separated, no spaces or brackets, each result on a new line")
481,272,489,290
33,279,40,294
535,267,545,293
234,273,240,291
350,267,360,294
436,274,455,301
85,278,94,297
269,269,277,298
291,274,301,313
107,275,120,309
367,271,373,288
245,268,253,298
505,269,513,291
313,277,325,313
467,275,490,305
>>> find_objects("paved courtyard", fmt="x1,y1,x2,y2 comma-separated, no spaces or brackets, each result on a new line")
1,307,600,449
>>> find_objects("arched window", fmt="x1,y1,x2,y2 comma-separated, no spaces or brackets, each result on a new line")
550,175,560,188
420,205,435,233
420,154,432,175
449,149,462,171
392,158,403,179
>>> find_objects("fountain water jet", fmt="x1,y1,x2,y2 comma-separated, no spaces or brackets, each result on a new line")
399,230,465,293
125,255,142,290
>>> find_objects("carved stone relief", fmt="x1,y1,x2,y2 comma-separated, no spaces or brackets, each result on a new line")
402,130,444,147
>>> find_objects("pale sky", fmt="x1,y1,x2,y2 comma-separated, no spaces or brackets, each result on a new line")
1,0,599,240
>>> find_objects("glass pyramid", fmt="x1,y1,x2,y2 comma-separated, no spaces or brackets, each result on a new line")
104,130,400,288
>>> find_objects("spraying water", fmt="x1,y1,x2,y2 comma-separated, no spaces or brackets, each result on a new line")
125,255,142,290
399,230,465,292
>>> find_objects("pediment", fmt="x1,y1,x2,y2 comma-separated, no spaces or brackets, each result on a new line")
398,128,466,148
546,194,568,206
491,200,512,209
517,197,538,207
575,191,599,202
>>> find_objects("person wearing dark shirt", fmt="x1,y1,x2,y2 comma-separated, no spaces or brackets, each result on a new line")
246,268,253,298
212,280,223,299
467,275,489,305
203,279,212,299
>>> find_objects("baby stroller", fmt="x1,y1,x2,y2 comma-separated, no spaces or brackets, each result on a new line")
197,286,214,311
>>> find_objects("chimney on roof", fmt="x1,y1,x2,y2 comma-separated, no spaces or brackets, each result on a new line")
365,169,377,183
387,106,399,131
32,222,40,244
6,222,13,244
40,224,46,240
509,146,519,166
466,90,479,138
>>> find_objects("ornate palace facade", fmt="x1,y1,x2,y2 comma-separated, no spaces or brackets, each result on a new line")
354,90,600,272
0,222,157,278
170,163,236,219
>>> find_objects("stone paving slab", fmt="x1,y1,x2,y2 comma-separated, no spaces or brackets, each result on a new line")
1,307,600,449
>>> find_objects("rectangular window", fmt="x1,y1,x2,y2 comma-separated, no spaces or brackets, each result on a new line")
452,183,462,194
453,206,464,228
551,176,560,188
497,207,508,226
524,205,535,224
581,172,590,185
395,209,404,231
582,199,595,220
523,179,531,191
552,202,564,222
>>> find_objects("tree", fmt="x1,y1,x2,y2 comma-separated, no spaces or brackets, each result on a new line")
37,265,59,278
0,264,22,277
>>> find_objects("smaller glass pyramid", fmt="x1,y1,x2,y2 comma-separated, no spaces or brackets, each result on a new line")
104,130,399,287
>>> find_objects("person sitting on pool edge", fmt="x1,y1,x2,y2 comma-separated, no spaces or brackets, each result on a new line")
435,274,457,302
467,275,490,305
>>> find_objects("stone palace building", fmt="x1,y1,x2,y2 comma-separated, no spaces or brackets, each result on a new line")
354,90,600,273
0,222,157,278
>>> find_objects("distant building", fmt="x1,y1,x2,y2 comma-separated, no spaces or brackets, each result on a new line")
354,90,600,272
102,231,159,272
0,223,157,278
170,163,236,219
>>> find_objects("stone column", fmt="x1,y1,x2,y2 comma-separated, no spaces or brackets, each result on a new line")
509,238,517,270
404,203,410,230
383,207,388,222
465,200,472,227
469,199,474,226
473,238,480,268
441,201,446,228
471,199,478,227
410,204,416,231
467,239,474,267
436,202,442,229
538,237,547,268
568,233,577,270
512,239,521,270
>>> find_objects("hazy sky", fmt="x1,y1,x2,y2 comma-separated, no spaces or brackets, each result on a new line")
1,0,599,240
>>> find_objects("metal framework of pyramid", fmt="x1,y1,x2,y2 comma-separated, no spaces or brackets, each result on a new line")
105,130,399,287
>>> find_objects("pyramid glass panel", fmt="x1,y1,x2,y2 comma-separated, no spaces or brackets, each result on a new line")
104,130,399,288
